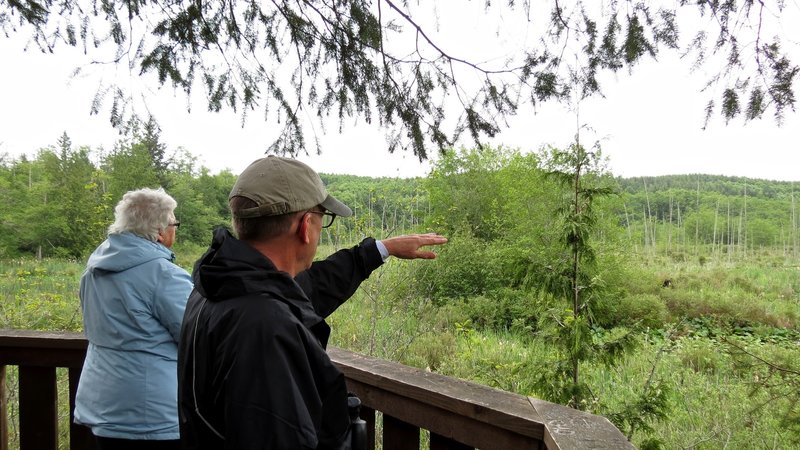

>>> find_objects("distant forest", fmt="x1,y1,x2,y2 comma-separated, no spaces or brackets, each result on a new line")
617,174,800,258
2,127,799,261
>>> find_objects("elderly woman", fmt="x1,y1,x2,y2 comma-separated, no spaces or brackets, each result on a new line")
74,188,192,450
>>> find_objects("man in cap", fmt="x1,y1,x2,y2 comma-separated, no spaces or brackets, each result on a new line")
177,156,447,449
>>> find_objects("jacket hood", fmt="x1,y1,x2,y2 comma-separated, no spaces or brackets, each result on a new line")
192,228,322,327
86,232,175,273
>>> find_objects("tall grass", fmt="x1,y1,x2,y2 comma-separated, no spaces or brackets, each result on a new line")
0,258,84,331
1,245,799,448
327,251,800,448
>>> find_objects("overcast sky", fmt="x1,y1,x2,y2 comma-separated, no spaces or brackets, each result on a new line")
1,2,798,181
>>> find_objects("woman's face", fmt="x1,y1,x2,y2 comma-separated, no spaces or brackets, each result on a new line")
158,215,179,248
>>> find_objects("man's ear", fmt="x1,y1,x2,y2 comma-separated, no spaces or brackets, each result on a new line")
156,230,165,243
297,213,312,244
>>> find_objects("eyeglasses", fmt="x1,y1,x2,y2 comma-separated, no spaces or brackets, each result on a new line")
168,221,181,228
305,210,336,228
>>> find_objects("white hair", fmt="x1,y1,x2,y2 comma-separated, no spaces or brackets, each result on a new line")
108,188,177,241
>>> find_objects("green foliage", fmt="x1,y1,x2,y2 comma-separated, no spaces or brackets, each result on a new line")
443,329,546,396
0,131,437,260
651,265,800,329
726,338,800,443
677,339,726,374
460,288,543,333
421,143,666,424
0,258,83,331
321,173,428,246
168,171,232,245
616,174,800,256
103,143,162,203
607,378,670,439
401,332,457,371
11,135,111,258
0,122,241,258
412,231,507,301
426,146,538,240
422,146,569,296
528,142,630,409
596,293,668,330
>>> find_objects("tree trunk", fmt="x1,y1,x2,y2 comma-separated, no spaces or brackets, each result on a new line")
695,177,700,257
643,178,653,254
713,199,719,259
792,183,797,259
668,194,673,254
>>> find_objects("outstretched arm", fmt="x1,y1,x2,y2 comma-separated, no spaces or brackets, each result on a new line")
296,233,448,319
296,238,383,318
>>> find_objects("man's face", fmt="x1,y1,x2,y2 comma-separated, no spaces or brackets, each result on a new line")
300,209,324,269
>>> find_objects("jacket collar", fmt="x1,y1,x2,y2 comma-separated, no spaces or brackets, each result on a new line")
193,227,326,334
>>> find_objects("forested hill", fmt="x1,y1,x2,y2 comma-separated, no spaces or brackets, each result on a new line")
324,173,800,210
323,171,800,253
2,130,797,259
323,172,800,218
319,173,429,241
616,174,799,200
613,174,800,252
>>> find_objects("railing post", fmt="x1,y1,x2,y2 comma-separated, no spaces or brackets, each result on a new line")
430,432,473,450
18,366,57,450
383,414,419,450
361,405,376,450
69,367,94,450
1,365,7,450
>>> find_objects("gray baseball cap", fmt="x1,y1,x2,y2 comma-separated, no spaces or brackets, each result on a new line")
229,156,353,219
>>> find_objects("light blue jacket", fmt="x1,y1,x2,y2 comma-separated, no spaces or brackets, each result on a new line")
74,232,192,440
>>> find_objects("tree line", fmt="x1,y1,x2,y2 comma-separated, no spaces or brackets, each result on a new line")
0,119,233,258
0,119,429,258
618,174,800,259
2,127,799,262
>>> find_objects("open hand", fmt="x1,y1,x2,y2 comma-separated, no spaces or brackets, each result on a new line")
382,233,448,260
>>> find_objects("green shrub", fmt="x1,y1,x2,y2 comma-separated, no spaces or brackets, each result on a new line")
595,293,668,329
730,274,759,294
401,332,457,371
444,330,545,396
412,232,505,301
677,340,725,374
614,266,665,297
0,258,83,331
460,288,544,332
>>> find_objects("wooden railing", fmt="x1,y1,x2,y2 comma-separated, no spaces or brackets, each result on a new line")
0,330,634,450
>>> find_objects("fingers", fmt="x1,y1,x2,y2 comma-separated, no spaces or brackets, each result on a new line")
414,250,438,259
418,233,448,245
383,233,447,259
406,233,448,247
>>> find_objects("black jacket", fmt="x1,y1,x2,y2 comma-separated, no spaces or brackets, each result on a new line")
178,228,383,449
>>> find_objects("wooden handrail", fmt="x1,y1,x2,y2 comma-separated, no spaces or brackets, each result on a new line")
0,329,634,449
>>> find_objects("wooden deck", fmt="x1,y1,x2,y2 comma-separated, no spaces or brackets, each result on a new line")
0,329,634,449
